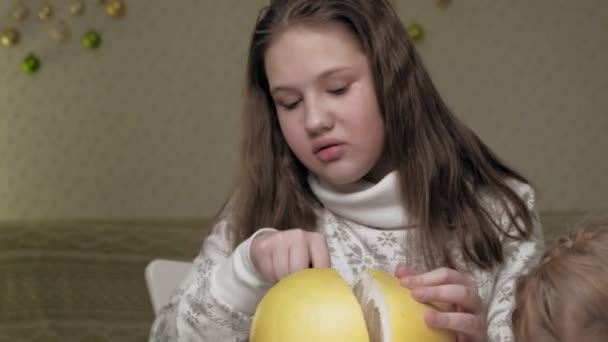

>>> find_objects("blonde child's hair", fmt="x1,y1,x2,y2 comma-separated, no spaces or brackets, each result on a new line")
512,217,608,341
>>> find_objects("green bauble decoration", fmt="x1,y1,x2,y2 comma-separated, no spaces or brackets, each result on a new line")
22,54,41,74
406,23,425,42
83,30,102,49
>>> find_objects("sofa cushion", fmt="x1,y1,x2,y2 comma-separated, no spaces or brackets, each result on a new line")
0,219,212,342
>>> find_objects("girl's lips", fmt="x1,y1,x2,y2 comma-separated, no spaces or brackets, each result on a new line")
315,144,346,162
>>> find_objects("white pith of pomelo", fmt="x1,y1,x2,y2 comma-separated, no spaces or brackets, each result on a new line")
249,268,455,342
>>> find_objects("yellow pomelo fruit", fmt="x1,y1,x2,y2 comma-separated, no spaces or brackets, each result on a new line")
250,268,455,342
249,268,369,342
353,269,455,342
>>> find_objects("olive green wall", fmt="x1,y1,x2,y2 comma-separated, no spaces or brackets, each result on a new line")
0,0,606,219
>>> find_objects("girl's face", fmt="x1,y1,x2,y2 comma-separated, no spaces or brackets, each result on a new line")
265,22,390,186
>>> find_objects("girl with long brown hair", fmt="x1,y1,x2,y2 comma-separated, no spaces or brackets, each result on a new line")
150,1,544,341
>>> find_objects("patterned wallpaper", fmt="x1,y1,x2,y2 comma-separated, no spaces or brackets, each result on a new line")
0,0,606,220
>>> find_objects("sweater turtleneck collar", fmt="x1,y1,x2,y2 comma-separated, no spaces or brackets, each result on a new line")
307,171,409,229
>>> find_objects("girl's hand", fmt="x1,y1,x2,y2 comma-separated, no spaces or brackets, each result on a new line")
251,229,331,283
395,266,487,342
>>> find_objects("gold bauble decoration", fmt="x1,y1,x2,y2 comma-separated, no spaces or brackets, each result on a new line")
38,3,54,20
69,0,85,16
105,0,125,18
50,21,71,42
11,3,29,21
1,27,20,47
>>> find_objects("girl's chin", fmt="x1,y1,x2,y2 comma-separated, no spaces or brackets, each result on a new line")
314,169,369,188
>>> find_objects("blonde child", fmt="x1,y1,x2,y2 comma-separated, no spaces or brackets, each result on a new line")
150,1,544,341
513,218,608,342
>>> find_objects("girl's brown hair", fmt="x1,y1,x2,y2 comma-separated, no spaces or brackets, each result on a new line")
512,218,608,341
230,0,535,270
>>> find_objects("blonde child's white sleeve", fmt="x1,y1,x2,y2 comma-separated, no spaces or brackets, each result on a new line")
486,183,545,342
148,218,276,342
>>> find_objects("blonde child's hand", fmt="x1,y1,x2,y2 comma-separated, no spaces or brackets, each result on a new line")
251,229,331,283
395,266,487,342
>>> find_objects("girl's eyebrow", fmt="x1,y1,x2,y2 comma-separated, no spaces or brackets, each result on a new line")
270,66,353,95
317,66,352,80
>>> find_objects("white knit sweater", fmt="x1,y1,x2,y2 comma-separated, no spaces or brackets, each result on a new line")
149,172,544,342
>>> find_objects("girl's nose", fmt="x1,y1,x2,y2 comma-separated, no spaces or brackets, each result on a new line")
303,98,334,135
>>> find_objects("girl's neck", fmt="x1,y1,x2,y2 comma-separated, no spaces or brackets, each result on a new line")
362,150,394,183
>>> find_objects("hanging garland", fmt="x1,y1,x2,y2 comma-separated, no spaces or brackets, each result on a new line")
4,0,450,74
1,0,127,74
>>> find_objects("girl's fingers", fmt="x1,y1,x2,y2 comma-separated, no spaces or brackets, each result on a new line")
411,284,484,314
250,232,278,282
424,310,486,340
256,253,276,284
401,267,476,289
288,241,310,274
307,233,331,268
271,246,289,282
253,229,330,283
395,265,417,278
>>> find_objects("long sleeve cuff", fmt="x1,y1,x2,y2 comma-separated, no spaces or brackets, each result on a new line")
209,228,277,315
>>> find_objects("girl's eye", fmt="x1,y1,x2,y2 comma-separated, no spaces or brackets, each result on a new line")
328,85,349,95
281,100,301,111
